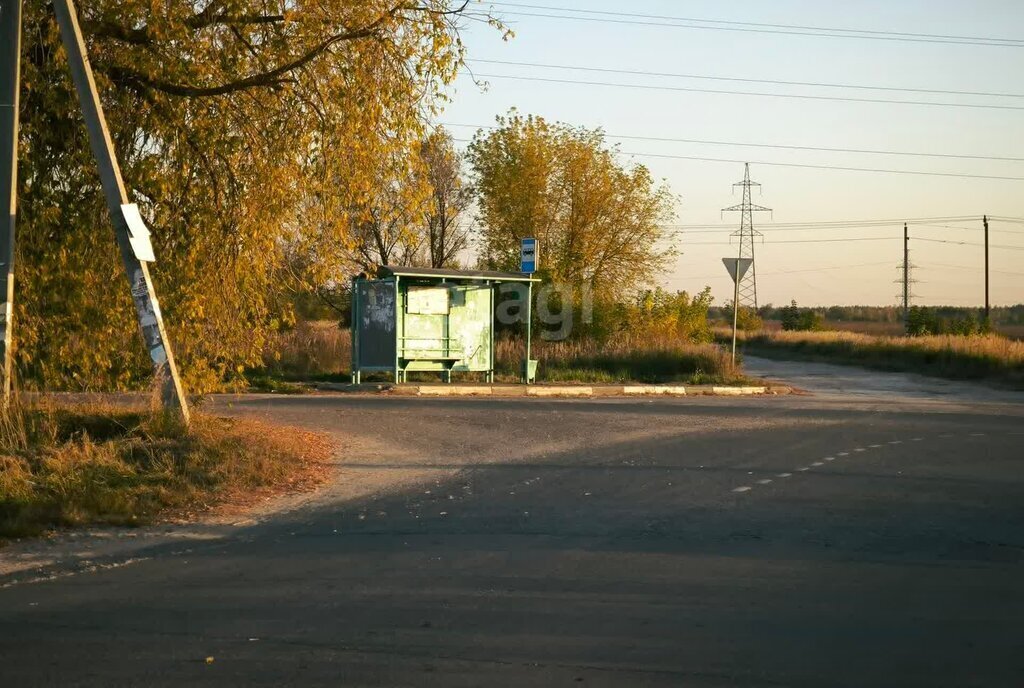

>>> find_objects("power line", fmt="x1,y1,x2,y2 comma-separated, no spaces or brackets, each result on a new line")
444,122,1023,163
675,260,895,281
468,59,1024,100
453,135,1024,181
683,235,1024,249
489,3,1024,48
923,262,1024,277
683,237,898,245
470,73,1024,112
666,216,984,229
667,224,1024,236
916,237,1024,251
613,150,1024,182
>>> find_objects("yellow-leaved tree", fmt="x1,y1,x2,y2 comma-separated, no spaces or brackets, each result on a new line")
17,0,507,391
467,112,677,304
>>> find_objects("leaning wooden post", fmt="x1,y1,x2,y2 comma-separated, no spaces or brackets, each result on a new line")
53,0,189,421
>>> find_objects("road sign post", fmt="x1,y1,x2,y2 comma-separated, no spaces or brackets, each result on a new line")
722,258,753,367
520,238,537,383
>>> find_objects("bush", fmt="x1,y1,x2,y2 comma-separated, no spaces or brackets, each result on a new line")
722,302,764,332
907,307,989,337
625,287,714,343
780,300,824,332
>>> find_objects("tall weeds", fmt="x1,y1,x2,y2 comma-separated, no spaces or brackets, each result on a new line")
737,329,1024,386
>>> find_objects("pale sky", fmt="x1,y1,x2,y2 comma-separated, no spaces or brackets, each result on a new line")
440,0,1024,308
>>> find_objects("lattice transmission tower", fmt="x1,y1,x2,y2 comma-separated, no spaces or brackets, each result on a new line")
895,223,919,321
722,164,772,310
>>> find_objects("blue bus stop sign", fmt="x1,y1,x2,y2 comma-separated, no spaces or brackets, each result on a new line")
521,237,537,274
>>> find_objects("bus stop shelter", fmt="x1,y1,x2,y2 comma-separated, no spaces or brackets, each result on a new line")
350,267,539,384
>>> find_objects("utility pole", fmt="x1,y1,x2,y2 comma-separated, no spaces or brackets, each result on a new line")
984,215,990,323
896,223,918,329
0,0,21,400
0,0,189,418
903,223,909,323
723,164,771,312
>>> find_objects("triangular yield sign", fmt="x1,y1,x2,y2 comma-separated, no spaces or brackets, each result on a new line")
722,258,753,284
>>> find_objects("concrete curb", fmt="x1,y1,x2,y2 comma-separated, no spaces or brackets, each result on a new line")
312,382,790,398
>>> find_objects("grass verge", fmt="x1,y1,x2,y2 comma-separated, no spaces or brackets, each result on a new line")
497,335,747,385
261,321,750,385
0,399,332,540
729,329,1024,387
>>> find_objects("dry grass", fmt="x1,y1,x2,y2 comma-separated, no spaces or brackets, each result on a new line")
261,321,744,384
735,328,1024,387
262,320,351,380
497,334,744,384
0,397,333,539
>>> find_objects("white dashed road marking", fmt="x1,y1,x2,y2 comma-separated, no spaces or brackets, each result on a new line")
728,432,960,496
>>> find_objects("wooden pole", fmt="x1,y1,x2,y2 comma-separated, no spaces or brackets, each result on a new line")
53,0,189,421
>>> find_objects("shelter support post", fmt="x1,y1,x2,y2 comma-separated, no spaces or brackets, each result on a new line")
350,277,359,384
488,281,495,384
394,275,401,384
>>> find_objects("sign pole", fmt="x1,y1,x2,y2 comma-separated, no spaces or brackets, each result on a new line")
53,0,188,421
0,0,22,401
525,281,533,384
721,257,752,369
520,237,537,384
731,271,740,367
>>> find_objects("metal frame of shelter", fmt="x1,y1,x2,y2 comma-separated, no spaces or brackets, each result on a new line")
351,267,539,385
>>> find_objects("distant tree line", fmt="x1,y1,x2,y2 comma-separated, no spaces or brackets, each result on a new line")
709,302,1024,337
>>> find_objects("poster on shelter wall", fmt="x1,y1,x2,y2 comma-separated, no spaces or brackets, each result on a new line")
407,287,450,315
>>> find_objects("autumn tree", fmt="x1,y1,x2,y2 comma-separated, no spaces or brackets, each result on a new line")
346,148,430,271
15,1,507,391
419,127,474,268
467,112,676,302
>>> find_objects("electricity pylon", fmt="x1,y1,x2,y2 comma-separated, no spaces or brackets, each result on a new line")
0,0,188,420
895,223,918,323
722,164,771,311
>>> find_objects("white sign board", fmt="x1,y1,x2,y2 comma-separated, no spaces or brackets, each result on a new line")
121,203,157,262
721,258,753,284
406,286,450,315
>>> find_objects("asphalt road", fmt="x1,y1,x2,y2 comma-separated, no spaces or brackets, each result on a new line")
2,363,1023,687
